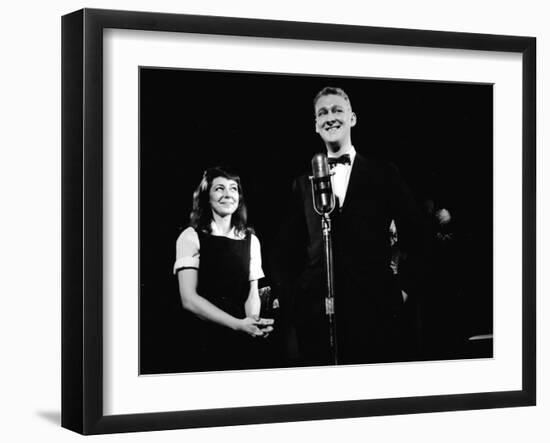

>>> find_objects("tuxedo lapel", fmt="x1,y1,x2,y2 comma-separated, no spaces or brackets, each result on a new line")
340,153,368,214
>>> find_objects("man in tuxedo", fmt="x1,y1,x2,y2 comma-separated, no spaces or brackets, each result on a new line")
272,86,428,366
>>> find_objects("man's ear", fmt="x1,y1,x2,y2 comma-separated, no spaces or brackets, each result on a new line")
351,112,357,127
315,119,321,134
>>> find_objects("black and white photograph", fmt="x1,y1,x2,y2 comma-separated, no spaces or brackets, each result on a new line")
139,68,494,374
57,6,537,436
3,0,548,440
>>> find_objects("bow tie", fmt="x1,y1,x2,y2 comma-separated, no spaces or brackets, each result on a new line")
328,154,351,167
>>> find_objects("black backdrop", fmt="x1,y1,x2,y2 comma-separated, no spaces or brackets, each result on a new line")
139,67,493,374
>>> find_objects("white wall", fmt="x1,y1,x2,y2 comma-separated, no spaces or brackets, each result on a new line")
0,1,546,441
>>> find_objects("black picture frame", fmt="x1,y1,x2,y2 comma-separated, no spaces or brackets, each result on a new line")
62,8,536,435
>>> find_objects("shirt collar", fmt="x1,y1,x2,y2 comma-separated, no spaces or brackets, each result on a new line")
209,221,243,239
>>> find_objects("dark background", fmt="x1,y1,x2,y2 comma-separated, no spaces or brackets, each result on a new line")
139,67,493,374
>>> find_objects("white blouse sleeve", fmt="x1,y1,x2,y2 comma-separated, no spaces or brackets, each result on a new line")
249,233,265,281
173,227,200,274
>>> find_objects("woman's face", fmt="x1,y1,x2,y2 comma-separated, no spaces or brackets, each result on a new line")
208,176,240,218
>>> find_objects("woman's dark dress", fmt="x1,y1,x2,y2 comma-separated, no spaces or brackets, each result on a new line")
195,231,257,371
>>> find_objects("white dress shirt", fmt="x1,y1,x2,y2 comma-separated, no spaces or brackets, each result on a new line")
328,146,356,208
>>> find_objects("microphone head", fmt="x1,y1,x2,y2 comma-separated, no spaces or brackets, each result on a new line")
311,153,329,179
310,153,334,215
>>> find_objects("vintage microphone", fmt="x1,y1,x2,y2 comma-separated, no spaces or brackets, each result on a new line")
311,153,336,215
310,153,338,365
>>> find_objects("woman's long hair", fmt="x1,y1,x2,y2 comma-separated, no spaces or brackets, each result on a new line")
189,166,251,236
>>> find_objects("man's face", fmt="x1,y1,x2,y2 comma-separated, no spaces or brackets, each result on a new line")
314,94,356,147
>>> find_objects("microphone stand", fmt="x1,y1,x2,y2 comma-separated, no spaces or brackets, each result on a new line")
321,212,338,365
309,173,338,365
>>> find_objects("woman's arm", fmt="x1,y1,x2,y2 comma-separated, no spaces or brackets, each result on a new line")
178,269,265,337
245,234,274,334
244,280,261,318
244,280,274,336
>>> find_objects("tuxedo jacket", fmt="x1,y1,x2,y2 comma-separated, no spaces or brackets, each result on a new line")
271,153,429,364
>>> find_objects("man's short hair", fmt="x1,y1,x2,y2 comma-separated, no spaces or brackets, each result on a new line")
313,86,352,111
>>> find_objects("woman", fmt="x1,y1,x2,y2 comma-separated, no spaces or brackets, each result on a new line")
173,167,273,371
